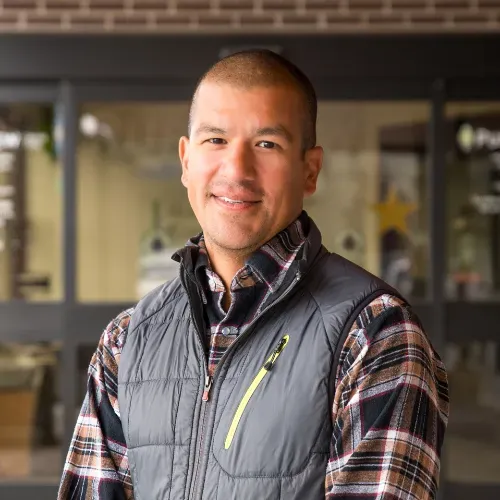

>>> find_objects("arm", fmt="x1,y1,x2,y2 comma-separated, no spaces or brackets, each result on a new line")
58,309,135,500
325,294,449,499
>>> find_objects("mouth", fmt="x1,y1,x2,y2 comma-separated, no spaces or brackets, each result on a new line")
212,195,261,210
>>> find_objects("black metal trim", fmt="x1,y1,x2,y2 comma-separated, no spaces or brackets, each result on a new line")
446,482,500,500
313,79,432,100
59,80,79,459
72,78,433,102
68,304,134,344
447,78,500,100
428,79,448,500
1,34,500,81
73,81,196,102
61,333,78,453
0,483,59,500
0,84,57,102
0,303,63,342
428,80,447,348
447,302,500,342
67,79,435,102
412,304,434,339
60,81,77,305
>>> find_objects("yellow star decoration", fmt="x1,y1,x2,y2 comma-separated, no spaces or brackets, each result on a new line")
372,186,417,236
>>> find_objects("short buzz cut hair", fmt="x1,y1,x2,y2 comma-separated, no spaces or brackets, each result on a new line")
188,49,317,152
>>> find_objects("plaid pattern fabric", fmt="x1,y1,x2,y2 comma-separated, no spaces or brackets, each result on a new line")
326,294,449,498
58,220,449,500
58,308,134,500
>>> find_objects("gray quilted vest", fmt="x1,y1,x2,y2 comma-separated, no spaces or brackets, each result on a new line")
118,220,399,500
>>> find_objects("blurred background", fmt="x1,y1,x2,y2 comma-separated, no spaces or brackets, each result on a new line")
0,1,499,499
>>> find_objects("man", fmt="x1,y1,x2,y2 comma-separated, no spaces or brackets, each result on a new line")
59,50,449,500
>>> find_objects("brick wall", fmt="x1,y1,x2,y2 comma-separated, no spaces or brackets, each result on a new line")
0,0,498,33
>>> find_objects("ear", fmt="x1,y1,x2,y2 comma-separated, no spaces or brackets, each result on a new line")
303,146,323,197
179,136,190,188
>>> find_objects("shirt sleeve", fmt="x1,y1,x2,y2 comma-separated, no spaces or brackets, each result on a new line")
325,294,450,499
58,308,135,500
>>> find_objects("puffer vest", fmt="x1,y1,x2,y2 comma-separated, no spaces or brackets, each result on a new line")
118,221,399,500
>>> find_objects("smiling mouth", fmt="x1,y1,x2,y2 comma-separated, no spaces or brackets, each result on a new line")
217,196,254,204
212,195,261,207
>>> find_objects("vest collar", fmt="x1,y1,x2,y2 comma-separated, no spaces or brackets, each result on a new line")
172,211,324,298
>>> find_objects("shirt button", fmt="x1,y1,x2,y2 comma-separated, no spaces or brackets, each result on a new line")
222,327,231,336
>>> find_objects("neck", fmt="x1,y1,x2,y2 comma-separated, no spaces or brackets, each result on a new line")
204,242,253,311
207,248,248,291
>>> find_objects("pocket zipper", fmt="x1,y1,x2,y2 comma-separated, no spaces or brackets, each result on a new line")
224,335,290,450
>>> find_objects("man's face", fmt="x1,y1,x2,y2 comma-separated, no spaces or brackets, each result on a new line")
179,81,322,256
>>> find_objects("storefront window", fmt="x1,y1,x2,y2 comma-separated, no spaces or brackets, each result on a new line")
0,105,62,302
446,103,500,301
0,342,62,481
77,103,198,302
311,102,430,298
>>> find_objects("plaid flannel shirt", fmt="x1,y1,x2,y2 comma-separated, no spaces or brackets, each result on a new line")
58,214,449,499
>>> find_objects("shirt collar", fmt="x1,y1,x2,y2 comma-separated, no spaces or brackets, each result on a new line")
186,211,309,293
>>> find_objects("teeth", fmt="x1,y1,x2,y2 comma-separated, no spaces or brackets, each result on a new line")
220,197,244,204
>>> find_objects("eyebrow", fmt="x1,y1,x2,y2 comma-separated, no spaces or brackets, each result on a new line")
255,125,294,143
193,123,227,137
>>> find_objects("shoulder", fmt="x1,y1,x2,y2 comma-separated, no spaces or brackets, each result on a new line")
340,293,440,380
305,251,400,311
128,277,187,335
338,293,449,422
352,293,414,333
99,307,135,358
99,276,187,355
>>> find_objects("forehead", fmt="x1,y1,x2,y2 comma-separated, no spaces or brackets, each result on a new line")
191,82,303,125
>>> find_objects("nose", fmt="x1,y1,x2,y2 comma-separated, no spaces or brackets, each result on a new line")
220,140,255,181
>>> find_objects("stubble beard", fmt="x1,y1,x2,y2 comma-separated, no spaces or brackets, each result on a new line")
204,213,269,260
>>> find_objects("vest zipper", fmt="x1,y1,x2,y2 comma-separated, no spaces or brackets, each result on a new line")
183,266,303,500
181,268,212,500
192,387,211,500
224,335,289,450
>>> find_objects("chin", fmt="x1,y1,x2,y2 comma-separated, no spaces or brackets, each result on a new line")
215,238,260,253
203,216,271,250
207,230,264,254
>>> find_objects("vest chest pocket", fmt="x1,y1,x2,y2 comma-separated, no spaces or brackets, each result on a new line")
224,335,289,450
213,334,329,478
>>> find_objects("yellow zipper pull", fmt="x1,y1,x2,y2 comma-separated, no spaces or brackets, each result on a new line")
202,375,213,402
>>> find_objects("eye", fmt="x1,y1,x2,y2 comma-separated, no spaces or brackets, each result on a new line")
257,140,277,149
207,138,226,145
